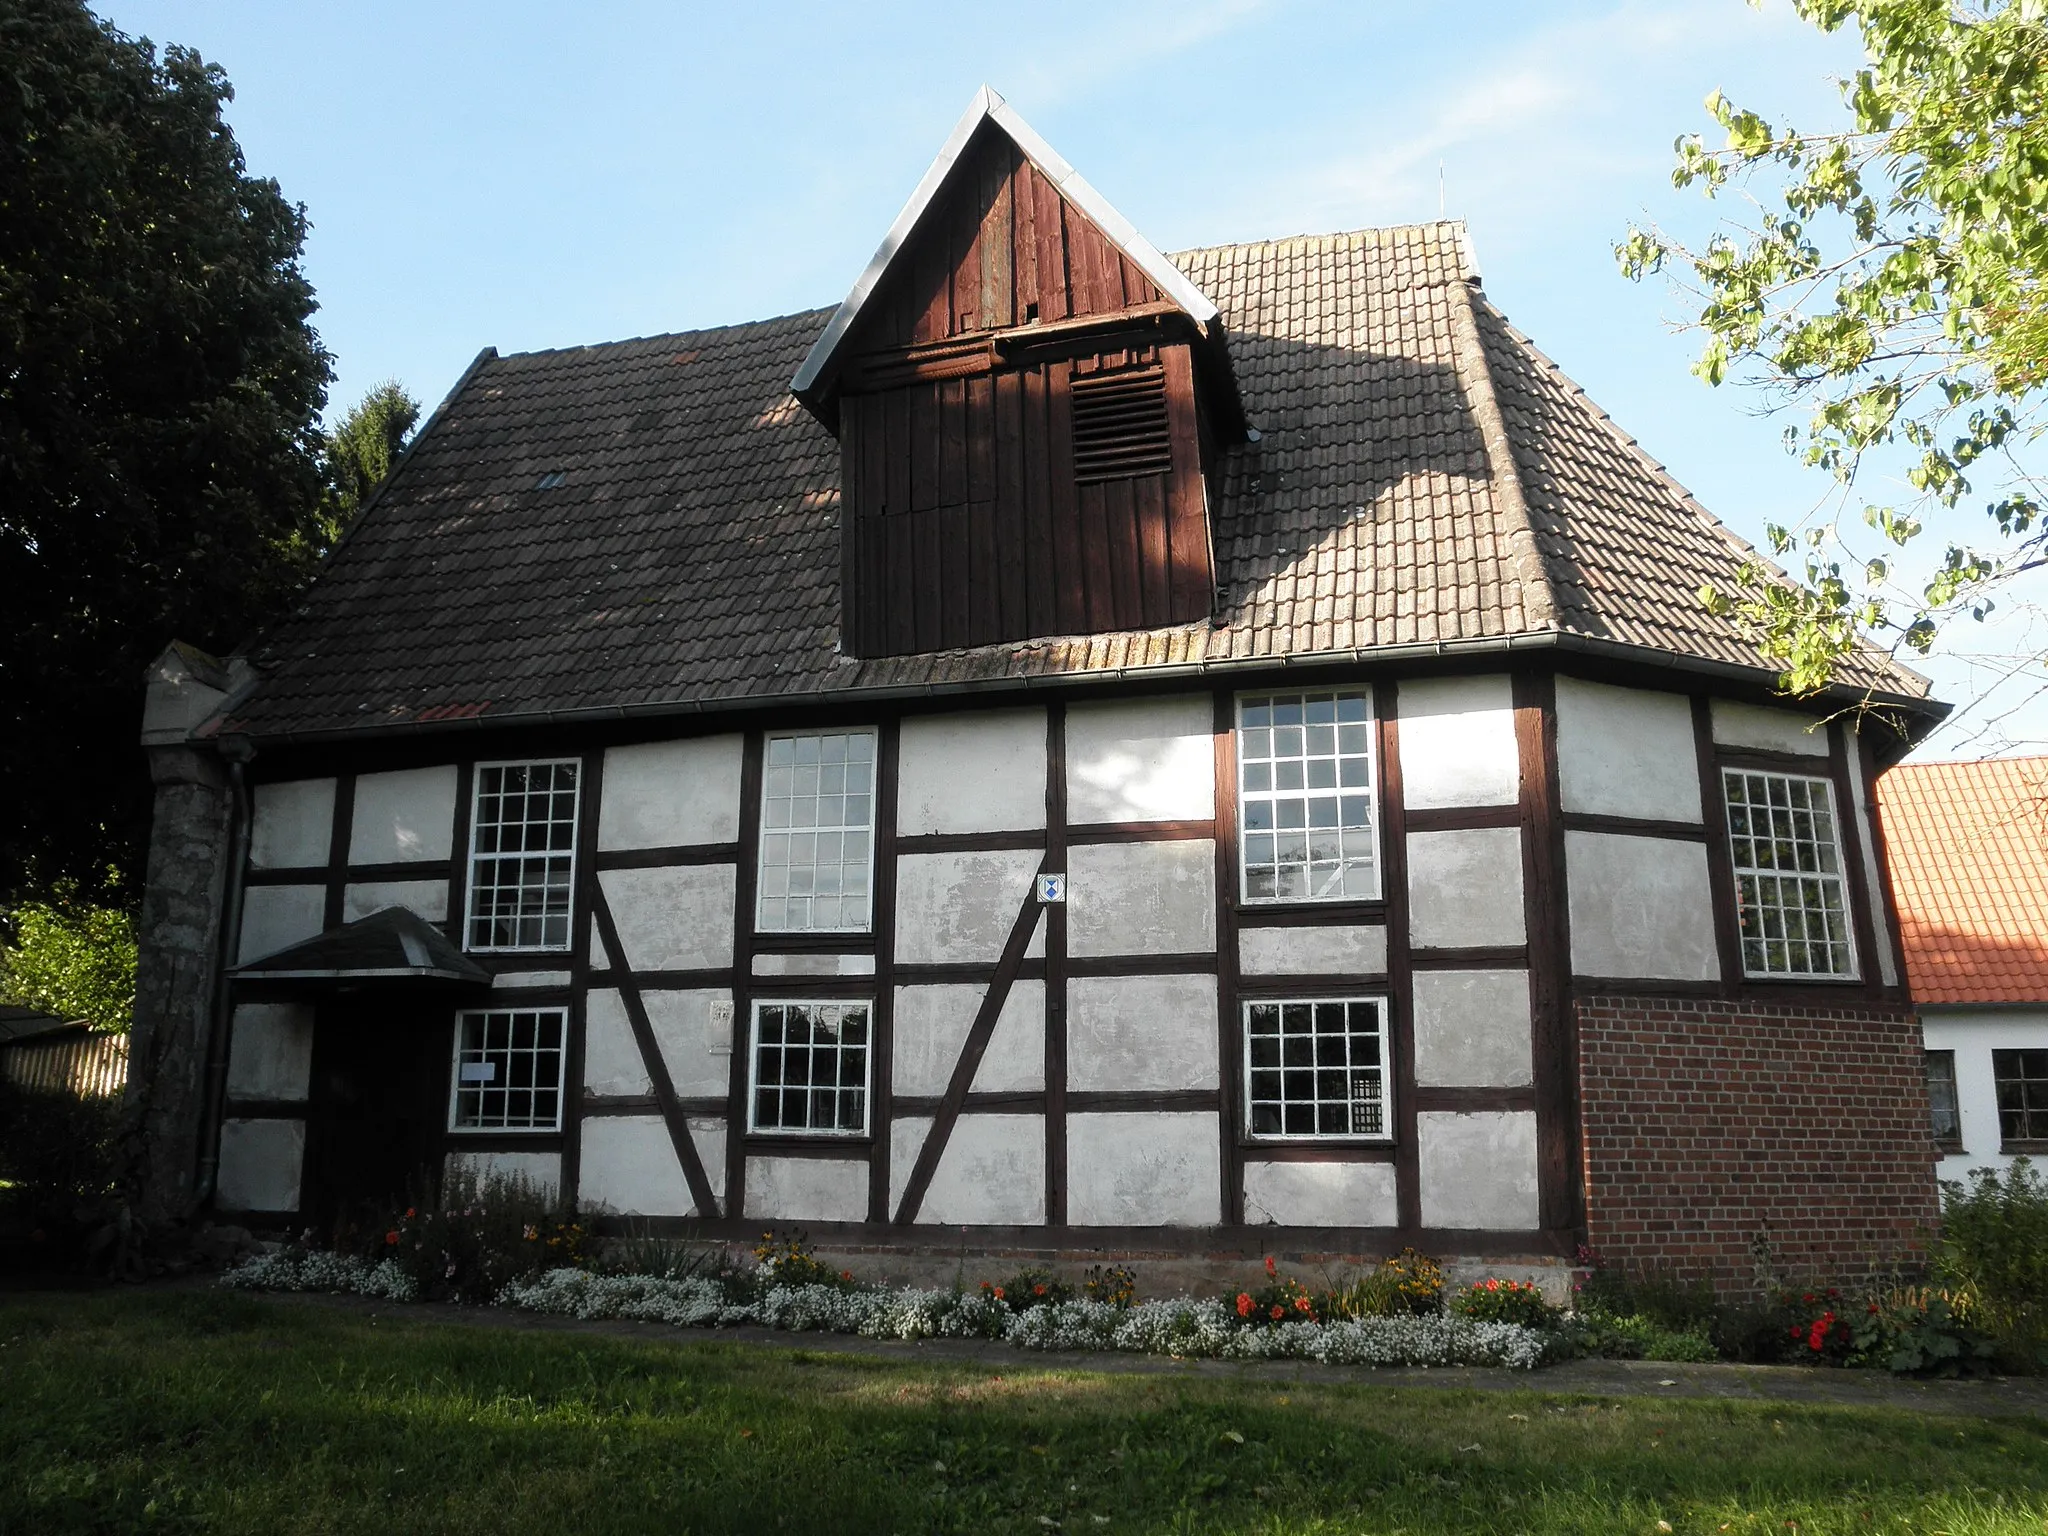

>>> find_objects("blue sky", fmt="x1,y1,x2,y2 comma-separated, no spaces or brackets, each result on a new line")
91,0,2044,756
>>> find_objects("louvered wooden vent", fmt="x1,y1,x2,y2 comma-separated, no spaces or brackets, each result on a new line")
1070,367,1173,484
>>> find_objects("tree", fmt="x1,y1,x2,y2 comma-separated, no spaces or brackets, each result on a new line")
0,0,333,901
319,381,421,544
1619,0,2048,712
0,879,136,1033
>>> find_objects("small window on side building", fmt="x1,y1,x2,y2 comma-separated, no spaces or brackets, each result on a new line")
1926,1049,1961,1151
1994,1048,2048,1150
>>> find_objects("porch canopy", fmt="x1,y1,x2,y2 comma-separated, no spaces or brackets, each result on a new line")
230,906,489,986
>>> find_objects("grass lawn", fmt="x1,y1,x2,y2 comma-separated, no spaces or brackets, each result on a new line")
1,1290,2044,1534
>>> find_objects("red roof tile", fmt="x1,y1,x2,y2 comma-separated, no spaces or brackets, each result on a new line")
1876,756,2048,1005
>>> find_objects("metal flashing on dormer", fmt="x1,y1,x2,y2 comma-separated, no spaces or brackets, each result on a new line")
790,85,1222,408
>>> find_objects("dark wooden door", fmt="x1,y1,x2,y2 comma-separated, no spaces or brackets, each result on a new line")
306,993,448,1231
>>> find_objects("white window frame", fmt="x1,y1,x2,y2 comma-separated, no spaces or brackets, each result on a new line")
755,728,879,935
1236,689,1381,904
1241,995,1394,1143
747,998,873,1138
1926,1049,1961,1150
464,757,582,953
447,1007,567,1133
1720,766,1860,981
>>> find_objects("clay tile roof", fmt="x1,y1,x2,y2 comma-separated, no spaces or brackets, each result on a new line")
220,222,1937,742
1876,756,2048,1006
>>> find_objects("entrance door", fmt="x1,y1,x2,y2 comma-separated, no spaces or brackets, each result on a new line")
305,992,450,1233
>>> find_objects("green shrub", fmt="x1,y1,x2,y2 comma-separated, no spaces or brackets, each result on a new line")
1573,1253,1719,1334
1325,1248,1445,1319
0,1077,121,1209
1935,1159,2048,1368
358,1170,588,1302
1232,1256,1323,1325
0,882,136,1033
1847,1286,1997,1376
595,1223,723,1282
979,1265,1072,1312
1080,1263,1137,1307
751,1229,857,1291
1563,1312,1718,1363
1450,1278,1559,1329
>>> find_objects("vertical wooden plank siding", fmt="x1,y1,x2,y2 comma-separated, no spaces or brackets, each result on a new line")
1161,345,1213,616
1211,688,1244,1225
1044,703,1069,1225
1859,733,1913,993
1377,682,1420,1231
1690,696,1744,988
724,731,765,1222
562,749,605,1205
867,722,901,1223
1515,672,1578,1232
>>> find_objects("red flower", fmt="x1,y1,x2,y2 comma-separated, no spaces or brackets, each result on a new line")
384,1230,399,1246
1236,1293,1254,1317
1485,1279,1500,1291
1034,1284,1047,1296
993,1287,1005,1300
1294,1295,1313,1313
404,1207,416,1220
1265,1256,1277,1277
1789,1325,1804,1339
1270,1304,1285,1321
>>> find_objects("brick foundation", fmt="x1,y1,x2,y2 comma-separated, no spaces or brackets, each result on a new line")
1576,994,1938,1292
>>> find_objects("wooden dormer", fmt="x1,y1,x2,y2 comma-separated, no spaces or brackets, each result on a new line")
793,88,1246,657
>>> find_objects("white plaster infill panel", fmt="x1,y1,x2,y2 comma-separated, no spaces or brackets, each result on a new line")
1566,830,1719,982
216,1119,304,1212
1710,699,1828,757
249,778,335,870
1242,1159,1397,1227
1068,975,1219,1091
237,884,326,965
744,1154,868,1223
1555,676,1702,823
225,1002,314,1101
1407,827,1524,950
1417,1110,1539,1230
1412,970,1533,1088
1066,695,1213,824
1238,924,1388,977
348,765,458,864
598,736,744,850
898,709,1047,836
889,1115,1046,1224
446,1150,561,1200
892,981,1045,1097
1067,839,1215,957
582,988,733,1100
1398,675,1519,809
895,849,1044,965
593,865,736,973
752,952,876,978
579,1115,723,1216
342,879,448,925
1066,1112,1221,1226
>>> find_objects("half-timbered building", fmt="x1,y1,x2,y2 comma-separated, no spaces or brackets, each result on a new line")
130,89,1948,1287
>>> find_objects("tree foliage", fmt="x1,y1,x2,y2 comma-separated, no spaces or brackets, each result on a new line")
0,880,137,1033
319,381,420,543
0,0,332,900
1619,0,2048,699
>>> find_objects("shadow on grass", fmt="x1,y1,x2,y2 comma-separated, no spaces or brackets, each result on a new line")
1,1289,2045,1535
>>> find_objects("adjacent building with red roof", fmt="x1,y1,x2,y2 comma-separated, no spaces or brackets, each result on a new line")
1877,756,2048,1174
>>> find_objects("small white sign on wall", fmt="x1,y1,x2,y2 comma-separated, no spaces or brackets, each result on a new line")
459,1062,497,1083
1037,872,1067,904
706,999,735,1055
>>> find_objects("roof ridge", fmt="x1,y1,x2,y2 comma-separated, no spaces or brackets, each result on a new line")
1446,276,1557,632
1168,220,1475,275
494,307,834,364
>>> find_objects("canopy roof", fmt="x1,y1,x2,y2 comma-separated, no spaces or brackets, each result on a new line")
230,906,490,985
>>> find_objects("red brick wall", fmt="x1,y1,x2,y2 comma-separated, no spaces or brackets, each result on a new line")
1576,994,1939,1292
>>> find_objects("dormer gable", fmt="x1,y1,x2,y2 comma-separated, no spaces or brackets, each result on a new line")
795,88,1246,658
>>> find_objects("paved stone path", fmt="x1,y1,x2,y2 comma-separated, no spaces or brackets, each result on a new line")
241,1286,2048,1420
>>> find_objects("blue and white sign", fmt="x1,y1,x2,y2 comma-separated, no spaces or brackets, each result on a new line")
1037,872,1067,904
